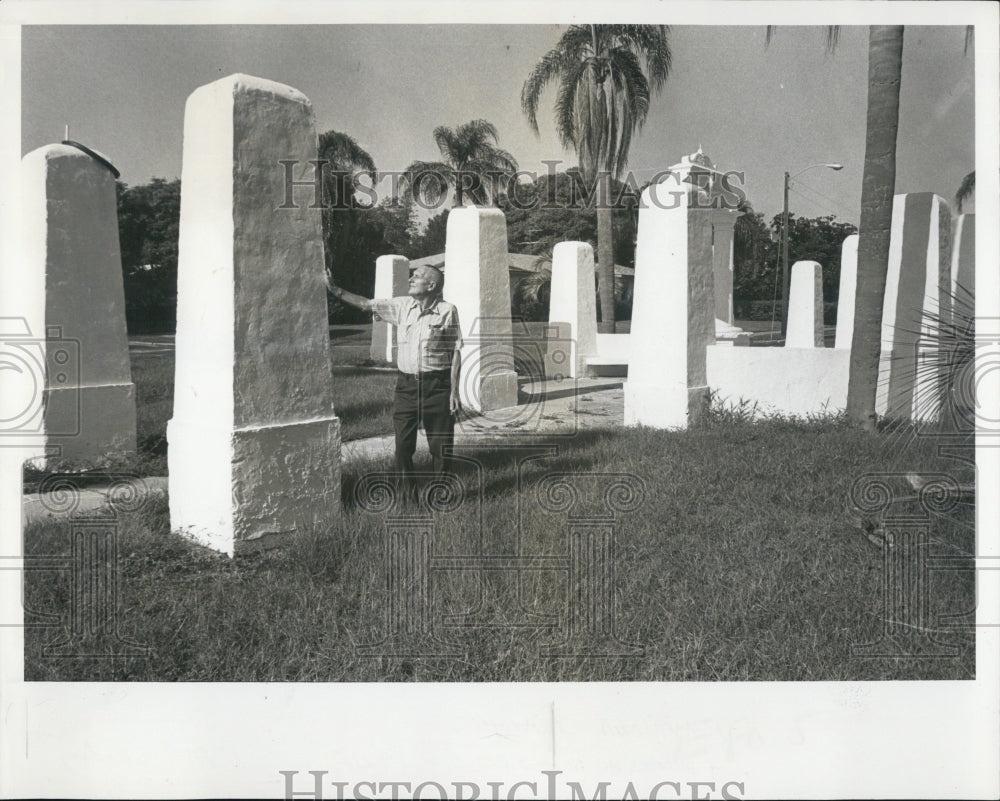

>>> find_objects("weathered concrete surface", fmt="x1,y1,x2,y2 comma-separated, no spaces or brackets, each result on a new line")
951,213,975,300
710,209,741,325
625,176,715,429
707,346,849,418
444,206,518,412
834,234,858,350
548,241,598,378
786,260,824,348
18,143,136,467
876,193,952,421
370,255,409,362
168,74,340,556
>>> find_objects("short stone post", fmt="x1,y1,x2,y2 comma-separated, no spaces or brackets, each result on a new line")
548,241,598,378
18,143,137,468
710,210,742,325
876,193,952,421
834,234,859,350
624,176,715,429
167,74,341,556
785,260,824,348
444,206,518,412
370,255,410,363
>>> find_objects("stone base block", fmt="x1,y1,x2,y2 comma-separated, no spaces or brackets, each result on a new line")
41,382,136,468
168,415,341,556
464,369,518,413
542,321,574,380
624,382,708,429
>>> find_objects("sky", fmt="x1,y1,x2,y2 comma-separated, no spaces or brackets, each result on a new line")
20,23,976,227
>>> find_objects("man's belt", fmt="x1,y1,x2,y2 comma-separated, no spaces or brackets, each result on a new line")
398,369,451,380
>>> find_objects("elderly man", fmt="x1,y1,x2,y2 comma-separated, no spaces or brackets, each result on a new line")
327,265,462,498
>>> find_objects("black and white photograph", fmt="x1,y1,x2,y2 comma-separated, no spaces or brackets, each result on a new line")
1,1,997,798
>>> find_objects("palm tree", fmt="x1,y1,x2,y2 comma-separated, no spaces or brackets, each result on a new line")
844,26,906,431
318,130,377,287
522,25,671,333
769,26,904,431
402,119,518,209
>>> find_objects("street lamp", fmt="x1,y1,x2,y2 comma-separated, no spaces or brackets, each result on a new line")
780,162,843,336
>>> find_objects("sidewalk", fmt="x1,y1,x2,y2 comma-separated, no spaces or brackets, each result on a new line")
23,377,625,523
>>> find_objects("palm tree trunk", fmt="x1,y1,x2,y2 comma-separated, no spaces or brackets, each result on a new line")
597,170,616,333
846,25,904,431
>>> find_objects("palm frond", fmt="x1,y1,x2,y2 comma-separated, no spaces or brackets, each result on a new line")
955,171,975,212
765,25,840,55
825,26,841,55
317,130,377,180
613,25,671,88
521,50,564,133
401,160,453,207
432,126,459,162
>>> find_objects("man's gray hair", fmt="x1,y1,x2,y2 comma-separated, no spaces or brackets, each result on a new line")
424,265,444,294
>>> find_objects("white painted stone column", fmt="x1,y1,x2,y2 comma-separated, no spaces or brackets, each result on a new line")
785,260,824,348
710,210,741,325
875,193,952,421
624,176,715,429
18,143,136,468
167,74,341,556
370,255,409,363
834,234,858,349
548,241,598,378
444,206,518,412
950,213,975,303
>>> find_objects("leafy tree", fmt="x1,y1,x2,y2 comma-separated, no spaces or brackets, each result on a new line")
502,170,638,322
402,119,518,209
733,209,856,319
116,178,181,333
783,214,858,304
410,209,450,259
318,130,378,299
522,24,671,332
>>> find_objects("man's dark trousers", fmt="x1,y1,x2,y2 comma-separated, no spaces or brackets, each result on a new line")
393,369,455,499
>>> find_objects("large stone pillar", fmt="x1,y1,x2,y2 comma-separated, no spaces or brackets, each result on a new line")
834,234,859,350
17,143,136,468
785,260,824,348
444,206,518,412
548,241,598,378
950,213,975,303
624,176,715,429
167,74,341,556
876,193,952,421
370,255,409,363
710,210,741,325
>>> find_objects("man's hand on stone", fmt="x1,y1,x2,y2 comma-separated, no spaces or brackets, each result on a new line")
325,268,342,297
450,392,461,416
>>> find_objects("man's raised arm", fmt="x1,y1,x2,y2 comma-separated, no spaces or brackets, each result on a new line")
326,268,374,313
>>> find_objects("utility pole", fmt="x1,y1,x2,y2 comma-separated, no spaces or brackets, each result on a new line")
780,170,791,337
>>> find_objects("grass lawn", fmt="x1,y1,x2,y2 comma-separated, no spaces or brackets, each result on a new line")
24,416,975,682
123,325,398,477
